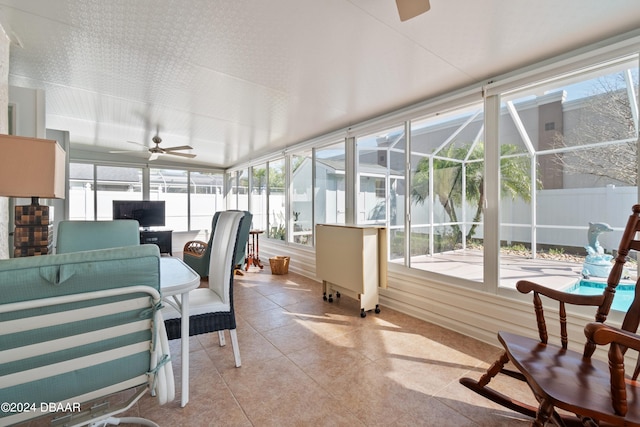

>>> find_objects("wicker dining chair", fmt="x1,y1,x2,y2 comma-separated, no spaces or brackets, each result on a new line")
165,210,246,367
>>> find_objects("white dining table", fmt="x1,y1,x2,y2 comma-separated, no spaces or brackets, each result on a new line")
159,257,200,407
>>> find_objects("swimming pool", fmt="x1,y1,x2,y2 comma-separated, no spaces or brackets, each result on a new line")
566,279,636,312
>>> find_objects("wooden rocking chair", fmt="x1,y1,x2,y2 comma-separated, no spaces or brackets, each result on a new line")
460,204,640,426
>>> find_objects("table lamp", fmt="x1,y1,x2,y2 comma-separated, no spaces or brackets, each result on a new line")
0,134,66,256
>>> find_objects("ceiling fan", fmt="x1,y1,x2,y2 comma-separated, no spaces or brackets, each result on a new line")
395,0,430,21
111,134,197,161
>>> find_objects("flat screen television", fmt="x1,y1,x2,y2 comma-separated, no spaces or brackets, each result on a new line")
112,200,165,228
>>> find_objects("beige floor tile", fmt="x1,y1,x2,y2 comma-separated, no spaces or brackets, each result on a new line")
240,305,301,332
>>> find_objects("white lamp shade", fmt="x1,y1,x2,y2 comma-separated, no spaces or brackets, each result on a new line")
0,134,66,199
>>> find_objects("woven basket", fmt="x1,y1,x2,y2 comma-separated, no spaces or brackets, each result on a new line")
269,256,290,275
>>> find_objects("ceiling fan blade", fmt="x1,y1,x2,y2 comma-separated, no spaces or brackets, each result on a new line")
149,153,160,161
127,140,149,148
109,149,149,156
165,151,197,159
163,145,194,152
396,0,430,21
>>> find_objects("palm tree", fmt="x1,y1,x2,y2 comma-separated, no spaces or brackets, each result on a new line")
411,142,536,243
252,167,266,193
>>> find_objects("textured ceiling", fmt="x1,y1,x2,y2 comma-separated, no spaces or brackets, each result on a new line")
0,0,639,168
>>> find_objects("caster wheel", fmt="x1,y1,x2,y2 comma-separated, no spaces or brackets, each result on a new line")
336,292,341,298
375,305,381,314
323,295,327,301
360,309,366,318
328,295,333,303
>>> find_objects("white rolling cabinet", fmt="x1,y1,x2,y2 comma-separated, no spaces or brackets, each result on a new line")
315,224,387,317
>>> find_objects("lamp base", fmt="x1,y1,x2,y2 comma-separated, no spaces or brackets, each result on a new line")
13,204,54,257
14,245,53,257
15,203,52,225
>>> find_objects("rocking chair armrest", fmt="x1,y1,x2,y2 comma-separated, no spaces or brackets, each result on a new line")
585,322,640,350
518,280,607,345
517,280,606,307
585,321,640,415
183,240,208,257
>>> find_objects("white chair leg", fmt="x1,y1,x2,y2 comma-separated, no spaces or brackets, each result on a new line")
218,330,226,347
229,328,241,367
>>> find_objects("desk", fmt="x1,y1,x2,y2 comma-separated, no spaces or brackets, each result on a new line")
160,257,199,407
141,230,173,255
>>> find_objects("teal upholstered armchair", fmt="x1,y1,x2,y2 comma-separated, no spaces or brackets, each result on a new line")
56,220,141,253
183,210,252,278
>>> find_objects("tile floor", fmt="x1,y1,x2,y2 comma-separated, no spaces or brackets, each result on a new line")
135,266,540,426
25,265,539,426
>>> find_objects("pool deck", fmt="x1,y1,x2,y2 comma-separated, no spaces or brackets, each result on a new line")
403,250,637,290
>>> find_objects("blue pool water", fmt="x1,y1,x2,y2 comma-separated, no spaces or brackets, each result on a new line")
567,279,636,312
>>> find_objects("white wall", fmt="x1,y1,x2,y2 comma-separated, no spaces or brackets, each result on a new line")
0,27,10,259
9,86,46,138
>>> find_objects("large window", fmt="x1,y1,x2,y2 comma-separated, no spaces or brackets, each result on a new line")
238,169,249,212
150,168,188,230
190,171,224,231
402,104,485,281
314,141,346,227
96,166,142,221
498,56,639,288
226,169,249,212
226,171,237,210
68,163,95,220
250,163,267,232
290,151,313,246
357,127,405,226
356,127,406,262
267,158,286,240
68,162,223,231
331,53,637,289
